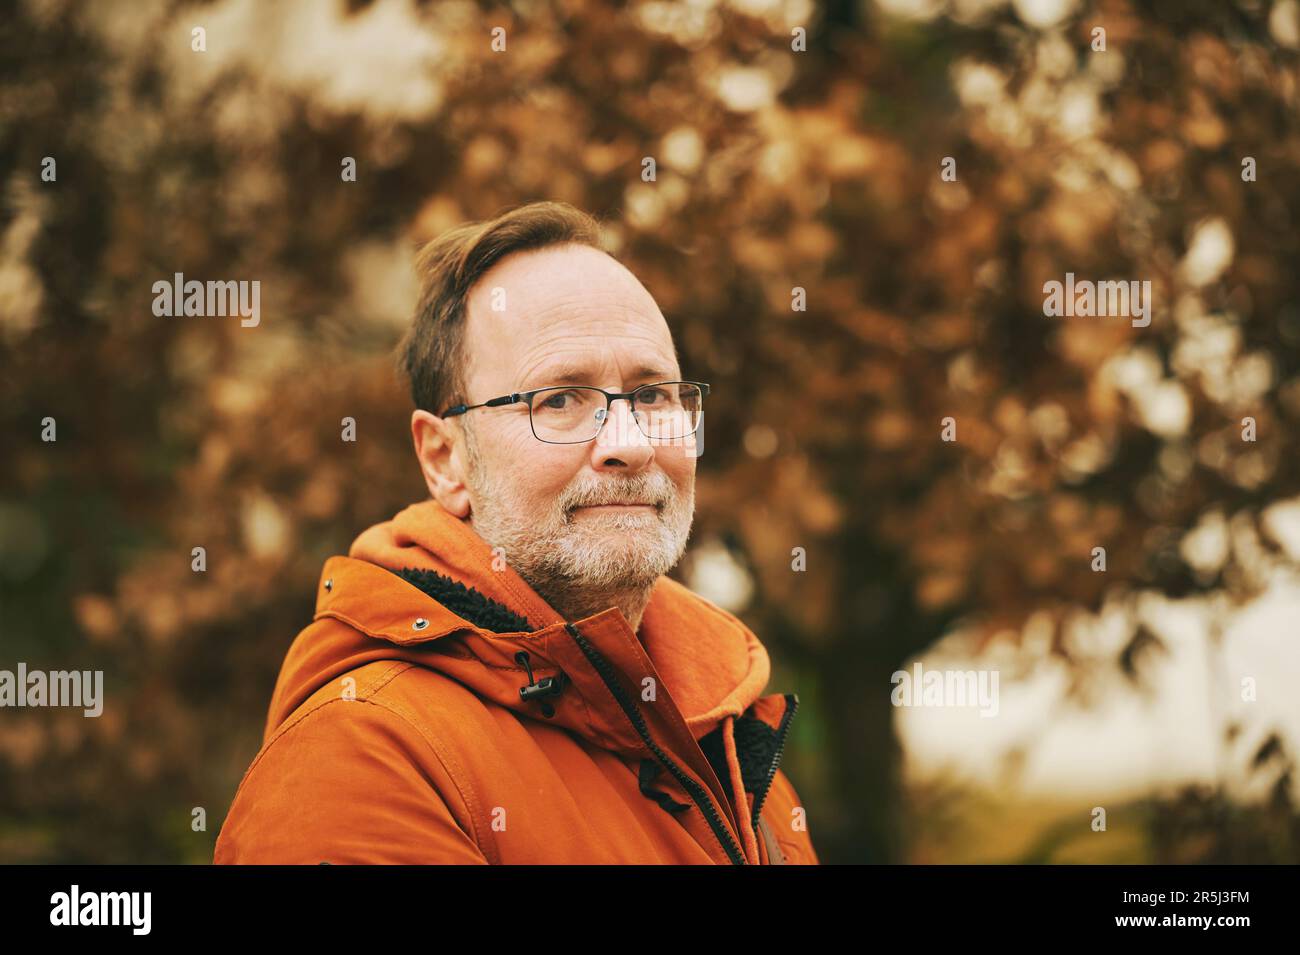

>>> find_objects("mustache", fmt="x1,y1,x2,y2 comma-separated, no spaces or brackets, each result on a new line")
562,476,673,510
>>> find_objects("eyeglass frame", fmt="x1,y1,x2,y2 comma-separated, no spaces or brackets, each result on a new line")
439,380,711,445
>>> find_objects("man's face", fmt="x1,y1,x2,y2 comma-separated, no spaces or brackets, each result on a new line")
453,243,696,599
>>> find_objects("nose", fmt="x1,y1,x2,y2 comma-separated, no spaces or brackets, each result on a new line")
590,397,653,471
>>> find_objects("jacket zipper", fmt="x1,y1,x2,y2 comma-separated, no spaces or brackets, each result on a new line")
564,623,747,866
750,694,799,830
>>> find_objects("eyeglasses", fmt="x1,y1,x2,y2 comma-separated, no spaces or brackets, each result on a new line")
440,381,710,445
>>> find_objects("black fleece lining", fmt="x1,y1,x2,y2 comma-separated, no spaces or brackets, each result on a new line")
391,566,534,634
697,715,782,819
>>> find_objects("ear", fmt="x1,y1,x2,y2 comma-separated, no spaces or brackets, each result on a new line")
411,410,471,518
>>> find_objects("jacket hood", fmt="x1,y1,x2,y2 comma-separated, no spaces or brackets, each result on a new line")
262,499,774,755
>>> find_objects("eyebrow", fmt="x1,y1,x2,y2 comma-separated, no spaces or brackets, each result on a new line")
523,362,674,390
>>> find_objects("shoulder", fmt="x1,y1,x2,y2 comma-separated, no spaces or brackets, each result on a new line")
215,663,495,863
261,660,493,783
239,663,489,808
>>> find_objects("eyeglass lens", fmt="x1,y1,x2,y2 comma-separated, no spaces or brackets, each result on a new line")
527,383,703,444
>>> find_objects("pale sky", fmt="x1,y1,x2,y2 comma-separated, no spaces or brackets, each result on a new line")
897,567,1300,801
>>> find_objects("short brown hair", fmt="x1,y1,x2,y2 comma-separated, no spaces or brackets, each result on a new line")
398,201,606,415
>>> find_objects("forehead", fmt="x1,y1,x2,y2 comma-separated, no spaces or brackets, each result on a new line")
461,244,679,391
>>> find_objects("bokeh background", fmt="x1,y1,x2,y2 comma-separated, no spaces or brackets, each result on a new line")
3,0,1300,864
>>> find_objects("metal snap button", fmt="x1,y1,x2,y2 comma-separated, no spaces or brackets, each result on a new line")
324,578,333,592
413,617,429,631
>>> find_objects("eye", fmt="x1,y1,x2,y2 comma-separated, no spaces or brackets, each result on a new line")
537,390,579,410
637,387,670,405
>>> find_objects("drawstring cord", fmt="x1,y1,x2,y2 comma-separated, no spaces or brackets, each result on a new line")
515,650,566,718
638,759,692,813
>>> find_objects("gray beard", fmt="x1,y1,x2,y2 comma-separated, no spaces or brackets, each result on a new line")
461,425,695,626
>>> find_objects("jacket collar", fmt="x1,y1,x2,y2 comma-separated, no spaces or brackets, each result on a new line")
274,499,775,756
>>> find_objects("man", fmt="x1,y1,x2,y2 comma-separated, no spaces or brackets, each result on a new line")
214,201,818,864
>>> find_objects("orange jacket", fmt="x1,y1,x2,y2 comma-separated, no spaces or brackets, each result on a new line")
214,499,819,864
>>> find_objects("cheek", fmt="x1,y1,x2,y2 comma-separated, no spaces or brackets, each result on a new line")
494,428,584,498
658,446,696,490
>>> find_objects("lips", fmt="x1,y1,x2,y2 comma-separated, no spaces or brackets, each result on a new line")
573,502,661,513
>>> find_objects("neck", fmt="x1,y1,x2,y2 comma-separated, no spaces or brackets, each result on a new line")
527,579,656,634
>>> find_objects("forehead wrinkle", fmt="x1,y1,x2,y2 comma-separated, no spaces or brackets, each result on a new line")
464,248,676,394
513,336,678,390
470,286,664,349
521,357,675,388
506,305,676,385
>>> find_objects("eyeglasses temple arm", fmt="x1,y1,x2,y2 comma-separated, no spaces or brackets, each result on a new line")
440,393,524,417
